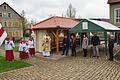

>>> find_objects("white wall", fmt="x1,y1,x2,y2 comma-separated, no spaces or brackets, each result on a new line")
35,30,46,52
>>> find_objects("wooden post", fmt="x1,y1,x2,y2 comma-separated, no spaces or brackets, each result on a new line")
56,30,59,54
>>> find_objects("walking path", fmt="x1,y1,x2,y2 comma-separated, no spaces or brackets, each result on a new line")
0,48,120,80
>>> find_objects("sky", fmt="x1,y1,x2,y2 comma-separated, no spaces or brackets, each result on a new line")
1,0,109,22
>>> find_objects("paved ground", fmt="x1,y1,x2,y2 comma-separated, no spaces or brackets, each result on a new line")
0,46,120,80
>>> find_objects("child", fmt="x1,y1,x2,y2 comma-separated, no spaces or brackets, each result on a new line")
5,37,14,61
28,36,35,57
19,38,24,59
19,39,29,59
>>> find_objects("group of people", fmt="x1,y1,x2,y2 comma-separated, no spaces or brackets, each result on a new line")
4,32,115,61
62,32,115,61
5,36,35,61
62,34,89,57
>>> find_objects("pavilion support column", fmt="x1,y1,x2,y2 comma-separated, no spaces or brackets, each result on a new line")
104,31,108,59
56,30,59,54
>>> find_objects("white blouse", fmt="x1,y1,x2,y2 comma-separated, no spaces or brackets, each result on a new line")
5,40,14,50
28,40,34,48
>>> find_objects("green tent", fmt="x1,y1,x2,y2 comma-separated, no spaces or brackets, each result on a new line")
69,19,120,58
69,19,120,33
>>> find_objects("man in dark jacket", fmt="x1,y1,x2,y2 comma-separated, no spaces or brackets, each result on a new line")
108,35,115,61
91,33,100,58
62,35,69,56
70,35,76,56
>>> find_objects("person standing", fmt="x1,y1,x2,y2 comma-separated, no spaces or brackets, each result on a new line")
70,35,76,56
108,35,115,61
82,34,88,57
19,38,24,59
28,36,35,57
5,37,14,61
62,35,69,56
42,38,51,57
42,33,51,57
91,33,100,58
19,39,29,59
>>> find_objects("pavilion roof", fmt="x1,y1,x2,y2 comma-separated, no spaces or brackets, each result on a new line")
32,16,79,29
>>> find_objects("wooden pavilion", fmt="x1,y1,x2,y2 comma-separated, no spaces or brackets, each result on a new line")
32,16,79,53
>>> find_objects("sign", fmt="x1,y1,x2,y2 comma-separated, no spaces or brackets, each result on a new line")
82,22,88,30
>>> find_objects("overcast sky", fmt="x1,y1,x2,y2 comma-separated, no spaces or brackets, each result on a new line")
1,0,109,22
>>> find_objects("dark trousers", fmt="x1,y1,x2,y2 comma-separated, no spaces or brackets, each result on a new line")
83,49,87,57
109,46,114,61
62,46,68,56
71,46,76,56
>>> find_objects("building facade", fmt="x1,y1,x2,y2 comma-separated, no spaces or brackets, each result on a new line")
108,0,120,27
0,2,23,37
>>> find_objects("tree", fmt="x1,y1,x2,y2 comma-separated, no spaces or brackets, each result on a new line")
66,4,76,18
21,10,27,38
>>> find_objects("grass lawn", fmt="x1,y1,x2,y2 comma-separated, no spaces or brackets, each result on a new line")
114,52,120,61
0,56,32,73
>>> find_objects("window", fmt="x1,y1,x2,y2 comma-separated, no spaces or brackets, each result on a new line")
8,13,12,18
3,5,7,10
15,22,18,27
4,22,7,27
8,22,11,27
9,32,12,36
0,13,2,17
3,12,7,17
115,9,120,23
16,31,19,36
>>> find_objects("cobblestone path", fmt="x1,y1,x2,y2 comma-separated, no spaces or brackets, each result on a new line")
0,52,120,80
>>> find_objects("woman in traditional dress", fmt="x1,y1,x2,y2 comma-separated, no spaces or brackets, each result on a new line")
28,36,35,57
5,37,14,61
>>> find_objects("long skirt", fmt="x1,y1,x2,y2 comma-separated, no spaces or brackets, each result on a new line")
19,51,29,59
29,48,35,56
5,50,14,61
24,52,29,59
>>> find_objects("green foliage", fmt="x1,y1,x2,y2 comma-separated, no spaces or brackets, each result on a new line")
13,46,19,52
25,33,30,37
0,56,32,73
114,52,120,61
21,10,28,38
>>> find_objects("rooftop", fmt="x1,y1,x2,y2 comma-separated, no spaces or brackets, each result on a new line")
108,0,120,4
32,16,79,29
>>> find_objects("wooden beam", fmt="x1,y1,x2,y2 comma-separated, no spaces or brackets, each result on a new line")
51,31,56,37
56,30,59,54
